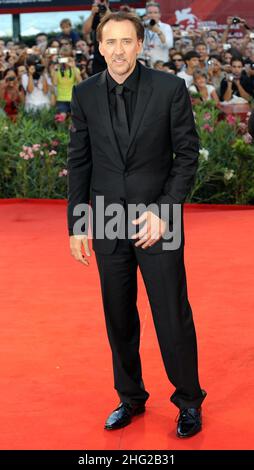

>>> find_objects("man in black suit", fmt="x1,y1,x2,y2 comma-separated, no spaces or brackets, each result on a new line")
248,109,254,138
67,11,206,438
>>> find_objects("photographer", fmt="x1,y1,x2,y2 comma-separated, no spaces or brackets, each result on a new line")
82,0,111,74
207,54,225,96
22,55,52,112
51,45,81,116
142,1,173,66
245,61,254,96
74,49,89,81
0,68,24,121
220,57,253,102
222,16,249,45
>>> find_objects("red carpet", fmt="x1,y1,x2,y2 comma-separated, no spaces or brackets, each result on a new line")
0,199,253,450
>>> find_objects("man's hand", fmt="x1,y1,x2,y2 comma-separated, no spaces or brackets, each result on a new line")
70,235,91,266
131,211,167,249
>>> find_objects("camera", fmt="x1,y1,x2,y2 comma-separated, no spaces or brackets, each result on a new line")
27,55,45,80
232,17,240,24
223,43,231,51
98,1,107,14
58,57,69,64
75,50,84,63
227,73,234,82
35,63,45,73
144,19,156,28
48,47,58,55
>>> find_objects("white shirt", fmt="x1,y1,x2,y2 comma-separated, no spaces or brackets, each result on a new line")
177,70,194,88
141,21,174,66
22,73,52,112
189,84,216,100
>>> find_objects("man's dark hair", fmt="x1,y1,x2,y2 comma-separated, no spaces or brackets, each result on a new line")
184,51,200,63
163,61,177,73
231,56,244,66
195,42,207,49
146,1,161,10
60,18,72,28
96,11,144,42
35,33,47,39
208,54,222,63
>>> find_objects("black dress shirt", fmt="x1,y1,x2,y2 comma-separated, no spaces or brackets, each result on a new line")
106,60,140,132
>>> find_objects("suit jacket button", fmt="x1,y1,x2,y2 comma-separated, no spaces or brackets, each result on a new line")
124,171,129,176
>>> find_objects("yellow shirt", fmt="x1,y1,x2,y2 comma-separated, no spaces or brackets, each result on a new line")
56,67,80,102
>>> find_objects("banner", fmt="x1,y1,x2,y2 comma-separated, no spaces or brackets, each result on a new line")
160,0,254,29
0,0,143,14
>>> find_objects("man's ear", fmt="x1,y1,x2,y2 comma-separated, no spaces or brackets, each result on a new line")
137,40,143,55
98,42,104,57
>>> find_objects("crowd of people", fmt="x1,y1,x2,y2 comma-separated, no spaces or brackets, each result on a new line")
0,0,254,122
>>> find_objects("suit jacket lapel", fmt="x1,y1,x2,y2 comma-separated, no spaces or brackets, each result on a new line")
96,69,124,169
125,63,153,159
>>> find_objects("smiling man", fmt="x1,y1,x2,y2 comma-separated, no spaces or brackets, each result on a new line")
67,11,206,438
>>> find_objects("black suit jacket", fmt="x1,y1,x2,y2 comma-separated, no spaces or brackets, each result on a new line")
67,62,199,254
248,110,254,138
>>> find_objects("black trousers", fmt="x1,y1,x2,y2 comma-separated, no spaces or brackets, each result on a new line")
95,213,206,410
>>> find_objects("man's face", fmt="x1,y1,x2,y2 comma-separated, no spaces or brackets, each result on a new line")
206,37,217,50
99,20,143,79
62,23,71,35
76,41,88,52
232,60,243,77
245,42,254,57
188,57,200,69
195,44,207,59
36,34,47,45
146,6,161,23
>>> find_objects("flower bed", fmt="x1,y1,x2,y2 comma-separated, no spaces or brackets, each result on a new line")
0,104,253,204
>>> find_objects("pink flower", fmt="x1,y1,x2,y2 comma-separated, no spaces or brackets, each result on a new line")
204,112,211,121
226,114,236,125
43,143,48,147
27,148,35,159
242,133,252,144
51,140,60,147
32,144,41,150
55,113,66,122
58,169,68,177
238,122,247,134
19,152,26,158
49,150,57,156
203,124,214,133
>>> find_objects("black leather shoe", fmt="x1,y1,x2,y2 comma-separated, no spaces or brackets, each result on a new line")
104,402,146,430
176,407,202,438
